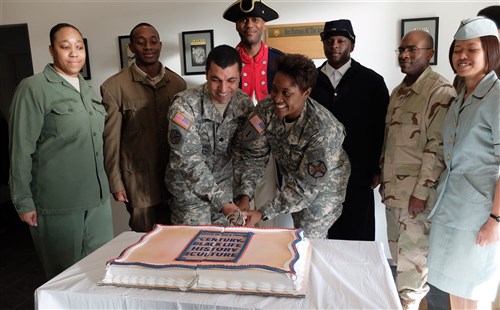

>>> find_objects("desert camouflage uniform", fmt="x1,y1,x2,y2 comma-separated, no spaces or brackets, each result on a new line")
380,66,455,308
234,97,350,239
166,84,254,225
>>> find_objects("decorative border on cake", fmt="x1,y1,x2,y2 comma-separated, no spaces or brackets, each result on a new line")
288,229,303,274
108,262,293,274
106,225,163,264
99,238,313,298
106,225,303,276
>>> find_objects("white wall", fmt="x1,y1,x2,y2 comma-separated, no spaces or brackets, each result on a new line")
1,0,497,250
2,0,497,91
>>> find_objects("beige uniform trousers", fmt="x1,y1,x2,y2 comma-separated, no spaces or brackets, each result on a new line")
386,206,431,309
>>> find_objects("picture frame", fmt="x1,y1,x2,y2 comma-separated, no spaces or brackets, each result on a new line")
118,35,134,69
401,17,439,65
80,38,91,80
181,30,214,75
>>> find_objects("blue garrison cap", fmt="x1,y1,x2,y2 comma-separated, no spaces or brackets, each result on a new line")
454,16,499,40
320,19,356,43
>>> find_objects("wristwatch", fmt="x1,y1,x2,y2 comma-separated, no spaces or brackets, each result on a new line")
490,213,500,222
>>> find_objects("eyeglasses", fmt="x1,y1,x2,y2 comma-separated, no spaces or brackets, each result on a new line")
395,46,432,55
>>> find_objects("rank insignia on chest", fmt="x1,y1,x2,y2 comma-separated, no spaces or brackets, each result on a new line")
308,160,327,178
172,112,192,131
249,114,265,134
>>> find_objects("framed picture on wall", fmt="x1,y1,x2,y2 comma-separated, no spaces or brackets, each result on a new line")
118,35,134,69
80,38,91,80
401,17,439,65
181,30,214,75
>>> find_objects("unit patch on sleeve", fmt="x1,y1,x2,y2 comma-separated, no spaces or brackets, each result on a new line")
169,129,182,145
308,160,327,178
172,111,192,131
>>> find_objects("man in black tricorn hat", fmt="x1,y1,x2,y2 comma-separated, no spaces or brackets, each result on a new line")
223,0,283,103
310,19,389,242
224,0,291,229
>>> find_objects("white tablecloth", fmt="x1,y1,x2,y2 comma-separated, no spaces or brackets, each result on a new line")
36,232,401,309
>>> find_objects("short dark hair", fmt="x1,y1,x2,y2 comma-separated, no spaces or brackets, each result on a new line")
49,23,82,46
448,36,500,74
205,45,242,73
448,41,454,73
478,5,500,29
130,23,159,43
403,30,434,49
482,36,500,72
274,54,318,92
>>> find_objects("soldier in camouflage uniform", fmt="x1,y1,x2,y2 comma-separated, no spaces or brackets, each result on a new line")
233,54,350,239
166,45,254,225
379,30,456,310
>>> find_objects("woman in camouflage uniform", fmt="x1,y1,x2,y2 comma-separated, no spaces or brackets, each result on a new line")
234,54,350,239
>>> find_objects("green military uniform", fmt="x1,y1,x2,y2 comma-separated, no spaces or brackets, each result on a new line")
9,64,113,279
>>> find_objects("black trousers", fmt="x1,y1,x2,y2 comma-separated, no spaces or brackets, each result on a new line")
328,183,376,241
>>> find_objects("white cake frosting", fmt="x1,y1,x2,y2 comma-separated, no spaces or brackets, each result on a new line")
100,225,310,296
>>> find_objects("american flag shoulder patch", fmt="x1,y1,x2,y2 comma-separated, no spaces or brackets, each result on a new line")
172,112,192,131
249,114,265,134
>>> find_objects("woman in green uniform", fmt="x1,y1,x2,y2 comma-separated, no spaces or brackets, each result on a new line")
9,23,113,279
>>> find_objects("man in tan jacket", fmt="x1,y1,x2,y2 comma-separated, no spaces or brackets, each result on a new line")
101,23,186,232
380,30,456,309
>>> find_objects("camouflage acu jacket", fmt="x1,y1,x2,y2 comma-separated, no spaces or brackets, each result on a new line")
166,84,254,213
234,97,351,225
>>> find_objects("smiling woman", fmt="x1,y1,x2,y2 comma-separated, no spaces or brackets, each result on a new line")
427,17,500,308
8,23,113,280
234,54,351,240
49,25,86,77
269,54,317,121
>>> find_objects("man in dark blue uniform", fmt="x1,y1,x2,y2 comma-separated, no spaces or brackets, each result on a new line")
310,19,390,241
